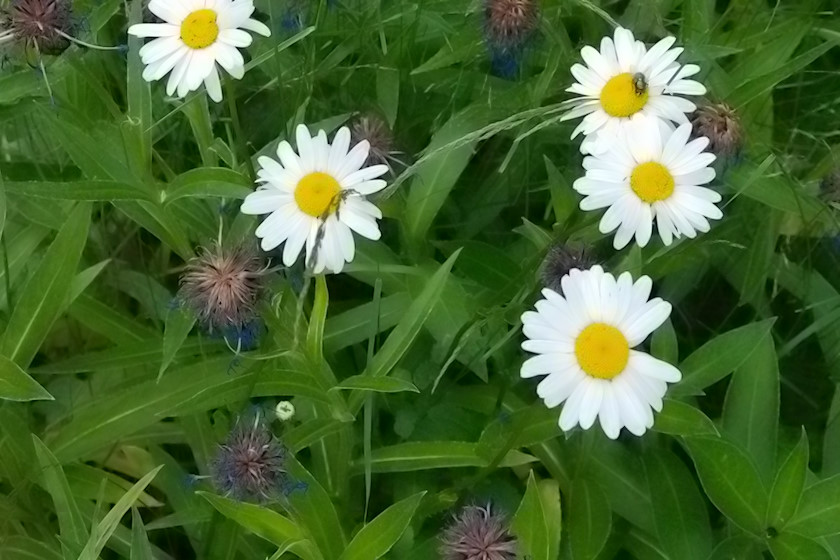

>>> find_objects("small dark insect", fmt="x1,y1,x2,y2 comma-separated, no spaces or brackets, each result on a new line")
633,72,647,96
307,189,359,272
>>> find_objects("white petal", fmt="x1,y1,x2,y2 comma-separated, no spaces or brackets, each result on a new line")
339,207,381,240
623,300,672,346
629,351,682,383
598,384,622,439
578,380,605,430
241,190,288,215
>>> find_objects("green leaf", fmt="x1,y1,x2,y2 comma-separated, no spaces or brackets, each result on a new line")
199,492,320,560
684,435,768,535
126,0,152,177
0,354,52,401
348,251,459,413
4,181,152,201
350,442,535,473
544,156,578,227
769,532,832,560
672,319,776,396
0,537,63,560
332,375,419,393
1,203,91,367
653,399,718,437
650,318,678,364
307,275,328,366
786,474,840,537
323,292,410,353
78,466,162,560
164,168,252,203
767,429,809,529
130,508,153,560
32,436,87,551
722,335,779,481
339,492,425,560
0,168,7,242
568,478,611,560
285,455,347,560
159,307,196,380
376,67,400,128
707,535,763,560
644,449,713,560
511,472,562,560
404,108,489,243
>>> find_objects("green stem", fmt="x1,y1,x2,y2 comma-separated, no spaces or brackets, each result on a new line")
224,79,255,181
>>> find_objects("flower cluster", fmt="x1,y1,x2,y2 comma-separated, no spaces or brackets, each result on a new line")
561,27,723,250
520,27,740,440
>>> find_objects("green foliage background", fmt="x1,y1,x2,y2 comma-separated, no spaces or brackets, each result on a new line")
1,0,840,558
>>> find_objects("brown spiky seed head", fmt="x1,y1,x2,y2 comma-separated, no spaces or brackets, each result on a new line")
5,0,73,55
350,114,396,168
690,103,743,160
439,504,518,560
211,416,287,502
541,242,596,294
178,244,266,331
483,0,539,50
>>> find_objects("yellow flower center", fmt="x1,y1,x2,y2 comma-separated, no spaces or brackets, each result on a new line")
295,172,341,217
180,9,219,50
630,161,675,203
600,72,649,117
575,323,630,379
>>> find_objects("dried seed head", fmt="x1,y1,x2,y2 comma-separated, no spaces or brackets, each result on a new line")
211,415,287,502
541,243,596,294
440,504,518,560
483,0,539,51
821,169,840,204
2,0,74,55
690,103,743,160
350,114,399,168
178,244,267,332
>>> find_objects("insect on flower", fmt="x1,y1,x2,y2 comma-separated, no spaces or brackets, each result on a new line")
241,124,390,275
632,72,648,96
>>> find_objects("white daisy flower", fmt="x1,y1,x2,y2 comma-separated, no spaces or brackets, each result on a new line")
573,117,722,250
521,266,680,439
561,26,706,154
127,0,271,102
240,124,389,274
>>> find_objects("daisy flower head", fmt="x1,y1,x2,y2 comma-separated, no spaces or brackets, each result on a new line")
521,266,680,439
127,0,271,102
240,124,389,275
561,26,706,155
573,116,722,250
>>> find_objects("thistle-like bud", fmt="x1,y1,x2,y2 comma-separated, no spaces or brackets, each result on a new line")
178,244,267,333
482,0,538,78
1,0,74,55
211,415,287,502
350,114,400,169
690,103,743,160
439,504,518,560
540,242,595,294
483,0,538,52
